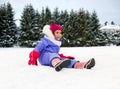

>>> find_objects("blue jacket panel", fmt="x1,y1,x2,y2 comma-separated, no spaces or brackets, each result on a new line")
34,37,60,66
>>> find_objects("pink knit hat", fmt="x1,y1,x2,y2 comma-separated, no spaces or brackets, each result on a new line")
50,23,62,33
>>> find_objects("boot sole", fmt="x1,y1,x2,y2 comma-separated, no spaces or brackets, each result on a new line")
55,59,71,72
84,58,95,69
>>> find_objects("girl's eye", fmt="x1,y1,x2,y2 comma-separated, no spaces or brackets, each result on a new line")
57,32,61,34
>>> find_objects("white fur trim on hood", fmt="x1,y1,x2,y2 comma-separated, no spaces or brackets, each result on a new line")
43,25,61,46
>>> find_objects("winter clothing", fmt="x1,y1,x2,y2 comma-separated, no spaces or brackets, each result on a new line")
84,58,95,69
59,53,75,59
51,58,61,67
43,25,61,46
33,37,77,67
28,23,78,68
74,58,95,69
74,62,86,69
28,51,40,65
55,59,71,72
50,23,62,33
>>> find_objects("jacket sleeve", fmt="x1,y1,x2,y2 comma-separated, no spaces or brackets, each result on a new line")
34,39,48,53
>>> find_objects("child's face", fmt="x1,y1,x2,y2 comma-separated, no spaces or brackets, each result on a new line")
53,30,62,41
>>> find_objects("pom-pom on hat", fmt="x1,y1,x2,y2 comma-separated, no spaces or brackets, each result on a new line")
50,23,62,33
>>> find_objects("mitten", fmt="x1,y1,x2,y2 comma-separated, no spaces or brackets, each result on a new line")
59,53,75,59
28,51,40,66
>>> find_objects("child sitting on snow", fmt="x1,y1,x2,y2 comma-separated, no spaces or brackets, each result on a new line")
28,23,95,71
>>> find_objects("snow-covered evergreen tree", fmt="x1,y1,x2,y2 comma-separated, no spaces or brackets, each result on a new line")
40,7,46,28
67,10,79,46
76,9,88,46
31,10,43,46
89,11,106,46
0,3,17,47
19,5,39,47
81,11,92,46
100,25,120,46
60,10,70,46
0,4,6,47
52,8,60,24
17,5,104,47
44,7,51,24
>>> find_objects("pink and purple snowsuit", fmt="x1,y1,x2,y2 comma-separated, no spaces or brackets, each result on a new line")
34,37,78,68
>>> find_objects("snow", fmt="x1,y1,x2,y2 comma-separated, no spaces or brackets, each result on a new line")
0,46,120,89
100,25,120,32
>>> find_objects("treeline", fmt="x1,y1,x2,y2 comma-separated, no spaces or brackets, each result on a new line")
0,3,17,47
0,2,107,47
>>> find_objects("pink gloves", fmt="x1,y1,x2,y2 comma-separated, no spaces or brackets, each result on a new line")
59,53,75,59
28,51,40,66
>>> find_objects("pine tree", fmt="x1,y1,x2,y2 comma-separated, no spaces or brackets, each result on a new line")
0,4,6,47
0,3,17,47
89,11,106,46
32,10,43,46
19,5,37,47
75,9,87,46
40,7,46,28
82,11,92,46
104,21,108,25
44,7,51,24
6,3,17,46
52,8,60,24
111,21,115,25
67,9,78,46
60,10,70,47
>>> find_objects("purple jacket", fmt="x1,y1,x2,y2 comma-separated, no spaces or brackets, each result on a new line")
34,37,60,66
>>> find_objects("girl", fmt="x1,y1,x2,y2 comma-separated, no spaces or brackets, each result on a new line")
28,23,95,71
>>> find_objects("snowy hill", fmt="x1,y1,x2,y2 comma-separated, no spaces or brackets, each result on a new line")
0,47,120,89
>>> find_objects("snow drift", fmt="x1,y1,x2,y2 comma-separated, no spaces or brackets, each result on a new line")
0,46,120,89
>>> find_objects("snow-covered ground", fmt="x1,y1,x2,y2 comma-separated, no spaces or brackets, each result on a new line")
0,46,120,89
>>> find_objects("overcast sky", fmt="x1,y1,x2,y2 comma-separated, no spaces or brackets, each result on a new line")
0,0,120,26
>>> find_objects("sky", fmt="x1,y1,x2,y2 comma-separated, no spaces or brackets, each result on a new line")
0,0,120,26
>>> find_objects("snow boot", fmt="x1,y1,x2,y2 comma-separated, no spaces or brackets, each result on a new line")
84,58,95,69
55,59,71,72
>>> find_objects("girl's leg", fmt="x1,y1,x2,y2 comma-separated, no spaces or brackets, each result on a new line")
74,62,86,69
73,58,95,69
51,58,71,71
51,58,61,67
